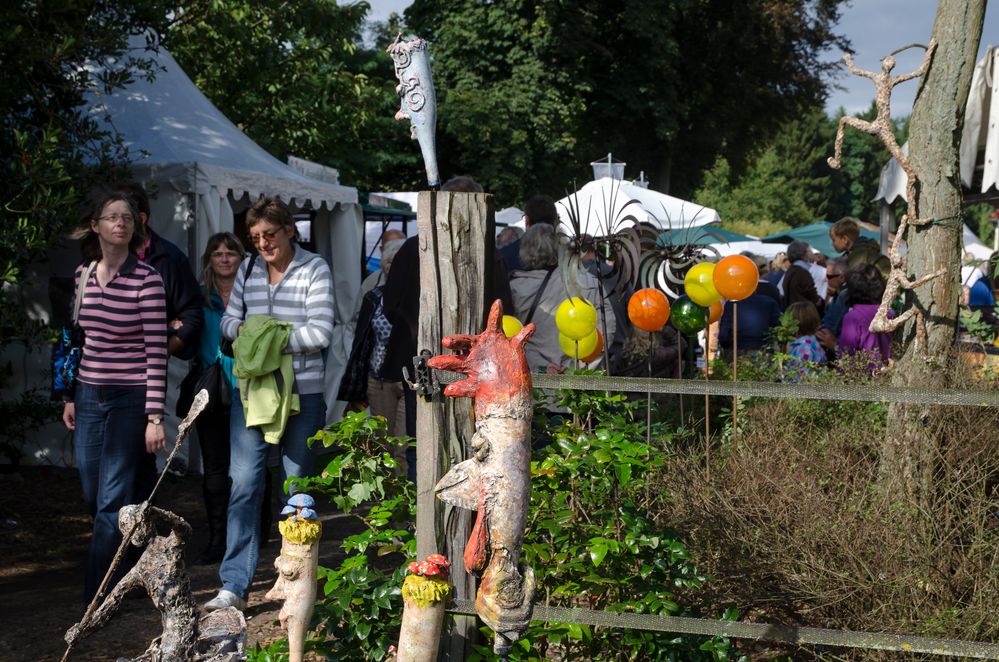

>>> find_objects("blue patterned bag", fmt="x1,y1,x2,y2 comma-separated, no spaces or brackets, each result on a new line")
51,261,95,400
52,325,85,398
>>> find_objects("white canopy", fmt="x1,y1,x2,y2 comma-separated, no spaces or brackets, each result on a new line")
556,177,720,237
710,240,788,259
86,38,363,423
496,207,525,228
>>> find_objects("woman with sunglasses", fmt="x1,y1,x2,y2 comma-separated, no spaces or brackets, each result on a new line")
204,197,334,612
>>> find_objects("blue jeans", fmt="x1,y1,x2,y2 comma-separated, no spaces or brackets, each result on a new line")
73,382,148,603
219,392,326,598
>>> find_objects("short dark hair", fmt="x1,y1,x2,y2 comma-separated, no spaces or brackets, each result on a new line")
246,195,294,230
846,264,885,305
523,194,558,227
830,217,861,241
441,176,483,193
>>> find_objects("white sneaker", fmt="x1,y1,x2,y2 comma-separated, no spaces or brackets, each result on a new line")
204,589,247,612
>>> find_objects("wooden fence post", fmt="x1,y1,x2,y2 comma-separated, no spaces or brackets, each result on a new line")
415,190,494,659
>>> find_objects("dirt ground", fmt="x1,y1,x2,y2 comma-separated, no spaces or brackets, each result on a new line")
0,465,358,662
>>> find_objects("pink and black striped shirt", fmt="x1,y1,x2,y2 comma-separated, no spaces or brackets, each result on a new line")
75,255,168,414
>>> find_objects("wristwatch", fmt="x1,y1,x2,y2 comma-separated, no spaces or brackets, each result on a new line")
148,416,163,425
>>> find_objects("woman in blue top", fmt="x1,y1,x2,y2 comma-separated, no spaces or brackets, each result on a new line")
192,232,244,564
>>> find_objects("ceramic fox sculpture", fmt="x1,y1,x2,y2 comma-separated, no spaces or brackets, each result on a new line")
427,299,537,656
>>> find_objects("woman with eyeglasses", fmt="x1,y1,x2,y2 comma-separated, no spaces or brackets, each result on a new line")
205,196,334,612
188,232,245,565
61,188,168,604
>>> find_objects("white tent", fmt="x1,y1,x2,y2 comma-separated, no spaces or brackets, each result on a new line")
495,207,525,230
710,240,788,259
3,40,363,466
84,39,363,424
556,177,720,237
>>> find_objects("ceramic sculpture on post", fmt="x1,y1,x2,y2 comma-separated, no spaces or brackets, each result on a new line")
386,34,440,189
265,493,321,662
393,554,454,661
427,299,537,656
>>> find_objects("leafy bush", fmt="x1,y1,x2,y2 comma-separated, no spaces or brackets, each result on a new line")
256,392,733,661
246,412,415,662
469,382,737,661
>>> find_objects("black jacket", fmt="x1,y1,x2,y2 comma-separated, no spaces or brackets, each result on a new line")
381,235,514,382
144,229,204,360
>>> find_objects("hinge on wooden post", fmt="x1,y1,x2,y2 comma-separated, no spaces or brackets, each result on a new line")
403,350,439,400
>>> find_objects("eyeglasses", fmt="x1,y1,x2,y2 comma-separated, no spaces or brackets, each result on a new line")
248,228,284,245
211,250,241,260
97,214,134,225
828,273,844,280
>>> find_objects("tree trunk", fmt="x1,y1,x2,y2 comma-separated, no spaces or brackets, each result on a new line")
881,0,986,503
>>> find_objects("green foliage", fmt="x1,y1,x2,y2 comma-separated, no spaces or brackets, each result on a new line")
406,0,850,203
771,309,800,347
162,0,422,193
271,395,731,661
0,2,167,341
960,306,999,345
964,202,996,245
253,412,415,662
695,103,907,237
469,375,734,660
0,384,61,466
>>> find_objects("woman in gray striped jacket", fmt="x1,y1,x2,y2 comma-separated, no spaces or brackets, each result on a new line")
205,196,334,612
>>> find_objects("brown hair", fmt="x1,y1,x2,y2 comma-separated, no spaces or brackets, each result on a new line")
830,217,861,241
200,232,246,303
70,187,147,261
246,195,295,232
788,301,821,336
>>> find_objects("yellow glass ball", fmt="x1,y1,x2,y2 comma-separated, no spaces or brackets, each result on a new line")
559,330,599,358
501,315,523,338
555,297,597,341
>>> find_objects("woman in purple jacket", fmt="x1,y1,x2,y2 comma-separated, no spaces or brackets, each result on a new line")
838,264,892,368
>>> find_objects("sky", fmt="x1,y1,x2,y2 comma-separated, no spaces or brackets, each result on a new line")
365,0,999,118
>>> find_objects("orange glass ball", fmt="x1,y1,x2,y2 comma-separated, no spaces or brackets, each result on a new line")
628,288,671,332
708,301,723,325
712,255,759,302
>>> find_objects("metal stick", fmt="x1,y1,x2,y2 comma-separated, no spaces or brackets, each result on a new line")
732,303,739,445
646,344,653,444
704,322,711,481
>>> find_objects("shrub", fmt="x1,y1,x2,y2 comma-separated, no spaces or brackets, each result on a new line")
470,381,736,661
656,356,999,658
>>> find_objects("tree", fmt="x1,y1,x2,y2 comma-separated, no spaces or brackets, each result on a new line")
0,1,169,341
883,0,987,503
405,0,850,204
695,107,841,235
162,0,422,192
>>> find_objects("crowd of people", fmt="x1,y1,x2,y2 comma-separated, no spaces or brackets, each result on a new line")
57,180,996,614
59,186,334,613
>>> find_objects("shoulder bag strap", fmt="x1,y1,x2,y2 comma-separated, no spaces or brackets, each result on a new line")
524,267,556,326
72,261,97,325
242,253,258,319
